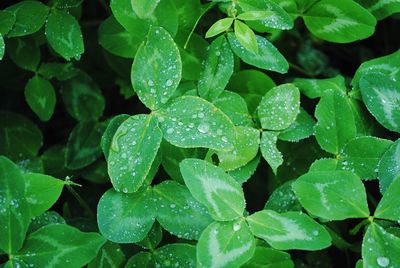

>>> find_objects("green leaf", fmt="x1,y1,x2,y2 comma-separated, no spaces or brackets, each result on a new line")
24,173,64,217
0,35,4,61
101,114,130,160
356,0,400,20
98,16,144,58
45,9,84,60
24,75,56,122
110,0,149,34
131,0,160,18
97,188,156,243
258,83,300,130
131,26,182,110
125,252,155,267
217,126,260,171
378,139,400,193
0,10,16,35
197,220,255,268
213,91,253,126
157,96,236,151
352,50,400,91
293,75,346,99
136,222,162,250
61,74,105,122
309,158,338,172
292,171,370,220
242,246,294,268
338,136,393,180
14,224,106,267
198,36,234,101
7,37,40,71
0,156,31,253
234,20,258,54
27,211,66,234
264,180,302,213
37,62,79,81
279,108,316,142
260,131,283,174
205,18,233,38
0,111,43,161
108,115,162,193
65,122,105,170
153,180,213,240
154,243,196,267
228,154,260,184
88,242,125,268
237,0,293,30
359,73,400,133
180,159,245,221
237,10,273,20
314,89,357,154
227,32,288,73
302,0,376,43
226,70,276,114
375,177,400,221
362,223,400,268
53,0,83,9
6,1,49,37
247,210,331,250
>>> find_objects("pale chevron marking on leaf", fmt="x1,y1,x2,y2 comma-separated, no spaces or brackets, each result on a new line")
208,226,253,268
369,0,399,12
366,63,400,79
372,85,400,129
315,181,338,210
317,4,358,34
266,212,311,242
199,173,239,218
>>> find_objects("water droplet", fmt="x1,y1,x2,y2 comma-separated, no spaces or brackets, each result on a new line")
233,223,241,231
377,257,389,267
197,123,209,134
312,230,319,236
198,112,205,118
122,188,128,193
170,204,176,208
148,80,154,87
166,79,173,87
167,128,174,134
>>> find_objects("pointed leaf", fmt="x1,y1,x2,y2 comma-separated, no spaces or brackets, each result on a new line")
292,171,370,220
97,188,156,243
213,91,253,126
205,18,233,38
100,114,130,160
198,36,234,101
234,20,258,54
293,75,346,99
260,131,283,174
375,178,400,221
108,115,162,193
378,139,400,193
237,10,273,21
131,26,182,110
88,242,125,268
247,210,331,250
157,96,236,151
180,159,245,221
278,108,316,142
154,244,196,267
197,220,255,268
258,83,300,131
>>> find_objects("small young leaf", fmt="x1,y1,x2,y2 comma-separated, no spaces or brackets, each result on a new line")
234,20,258,54
157,96,236,151
217,126,260,171
279,108,316,142
314,89,357,154
24,173,64,217
292,171,370,220
258,83,300,130
260,131,283,174
131,26,182,110
359,73,400,133
375,177,400,221
154,243,196,267
180,159,245,221
302,0,376,43
0,10,16,35
97,188,156,243
205,18,233,38
338,136,393,180
14,224,106,267
65,122,105,170
37,62,79,81
88,242,125,268
197,220,255,268
24,75,56,122
378,139,400,193
309,158,338,172
362,223,400,268
0,156,31,254
45,9,84,60
227,33,288,73
153,180,213,240
108,115,162,193
0,111,43,161
247,210,332,250
7,37,40,71
264,180,302,213
293,75,346,99
101,114,130,160
131,0,160,18
6,1,49,37
198,36,234,101
213,91,253,126
237,10,273,21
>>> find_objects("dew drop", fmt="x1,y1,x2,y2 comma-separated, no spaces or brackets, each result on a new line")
166,79,173,87
170,204,176,209
148,80,154,87
376,257,389,267
122,188,128,193
233,223,241,231
167,128,174,134
197,123,209,134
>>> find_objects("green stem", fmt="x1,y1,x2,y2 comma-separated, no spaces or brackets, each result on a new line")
289,62,315,77
349,219,370,235
66,184,95,219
